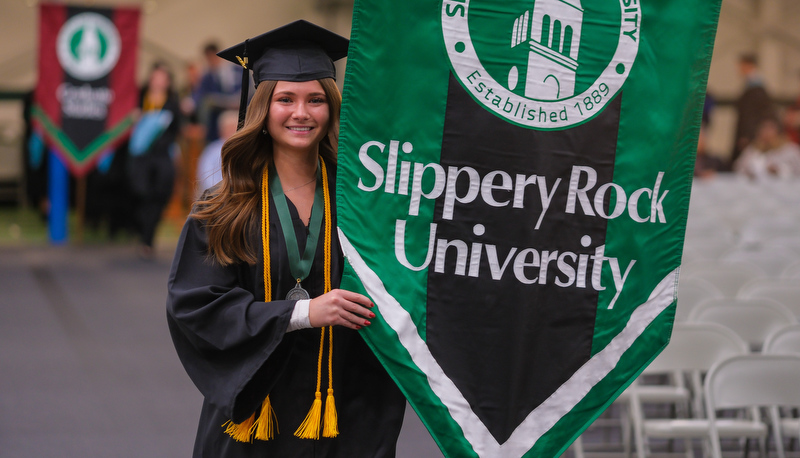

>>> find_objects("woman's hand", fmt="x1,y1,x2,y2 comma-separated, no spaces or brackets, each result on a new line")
308,289,375,329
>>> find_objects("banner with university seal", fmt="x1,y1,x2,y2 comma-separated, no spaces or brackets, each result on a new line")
32,3,140,176
336,1,721,457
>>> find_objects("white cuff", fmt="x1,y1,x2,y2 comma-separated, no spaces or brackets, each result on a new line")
287,299,312,332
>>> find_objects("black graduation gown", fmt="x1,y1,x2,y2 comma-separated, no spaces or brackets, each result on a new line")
128,92,181,247
166,167,406,457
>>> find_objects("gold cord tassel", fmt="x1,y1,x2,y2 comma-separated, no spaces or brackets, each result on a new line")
321,159,332,293
222,394,277,443
295,326,326,439
253,395,278,440
222,414,256,443
322,320,338,437
262,167,271,301
294,391,323,439
295,161,338,440
224,160,340,443
323,388,339,438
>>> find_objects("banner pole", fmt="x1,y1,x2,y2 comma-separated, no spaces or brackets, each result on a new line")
48,150,68,245
75,175,86,244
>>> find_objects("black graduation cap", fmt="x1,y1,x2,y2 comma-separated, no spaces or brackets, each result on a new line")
217,20,350,128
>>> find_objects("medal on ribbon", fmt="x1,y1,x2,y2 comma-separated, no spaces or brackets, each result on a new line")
270,161,324,301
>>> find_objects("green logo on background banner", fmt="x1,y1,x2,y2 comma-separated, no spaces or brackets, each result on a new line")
442,0,640,129
57,12,121,81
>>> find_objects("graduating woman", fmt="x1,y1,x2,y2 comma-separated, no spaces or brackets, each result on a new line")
128,62,181,257
167,21,406,457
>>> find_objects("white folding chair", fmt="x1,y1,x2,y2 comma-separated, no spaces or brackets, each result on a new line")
681,240,733,264
764,324,800,449
683,216,737,248
687,298,797,352
775,413,800,457
738,279,800,319
574,392,639,457
765,237,800,258
570,436,585,458
764,324,800,355
705,354,800,458
781,261,800,279
680,261,765,298
632,323,749,458
721,249,798,278
739,215,800,246
675,277,723,322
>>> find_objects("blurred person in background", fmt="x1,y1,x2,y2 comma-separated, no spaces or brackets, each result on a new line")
695,93,726,178
734,117,800,180
195,109,238,198
731,53,776,166
784,71,800,144
180,61,203,124
127,61,182,258
193,42,242,143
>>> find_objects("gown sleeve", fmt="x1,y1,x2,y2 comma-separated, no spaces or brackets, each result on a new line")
166,215,297,423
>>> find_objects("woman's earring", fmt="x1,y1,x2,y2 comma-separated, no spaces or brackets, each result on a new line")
262,128,268,135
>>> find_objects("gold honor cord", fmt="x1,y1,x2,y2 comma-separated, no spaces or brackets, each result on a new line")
294,158,337,439
223,158,336,443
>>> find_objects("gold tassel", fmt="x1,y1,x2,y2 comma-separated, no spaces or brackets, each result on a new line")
322,320,338,438
234,160,336,443
323,388,339,438
222,414,256,443
294,391,323,439
295,324,326,439
222,395,278,443
262,167,272,301
253,395,278,441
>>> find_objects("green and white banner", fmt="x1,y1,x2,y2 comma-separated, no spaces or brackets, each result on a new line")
336,1,721,456
33,3,140,176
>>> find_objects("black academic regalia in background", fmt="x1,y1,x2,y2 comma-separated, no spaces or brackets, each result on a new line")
166,167,406,457
128,91,181,248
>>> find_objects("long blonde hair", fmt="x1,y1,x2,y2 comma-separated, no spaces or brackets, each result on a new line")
193,78,341,265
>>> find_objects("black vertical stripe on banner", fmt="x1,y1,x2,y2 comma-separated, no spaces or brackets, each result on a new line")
60,6,114,152
427,75,621,443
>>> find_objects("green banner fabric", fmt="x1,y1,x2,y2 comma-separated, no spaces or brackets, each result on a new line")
336,1,721,457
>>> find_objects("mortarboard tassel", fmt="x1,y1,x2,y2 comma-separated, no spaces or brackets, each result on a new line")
235,39,250,131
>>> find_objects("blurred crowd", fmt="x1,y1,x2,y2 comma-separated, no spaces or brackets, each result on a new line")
696,53,800,180
23,41,245,257
18,49,800,254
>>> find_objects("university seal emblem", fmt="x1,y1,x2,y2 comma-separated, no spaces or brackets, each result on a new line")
442,0,641,129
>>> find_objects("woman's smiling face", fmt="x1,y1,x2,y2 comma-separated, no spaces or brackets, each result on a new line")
266,80,330,155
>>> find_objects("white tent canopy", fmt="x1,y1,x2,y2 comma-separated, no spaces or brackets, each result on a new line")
0,0,799,160
0,0,354,91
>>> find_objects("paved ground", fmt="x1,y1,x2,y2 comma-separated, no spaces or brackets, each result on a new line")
0,243,444,458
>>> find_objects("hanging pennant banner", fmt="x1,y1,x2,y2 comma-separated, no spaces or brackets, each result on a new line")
336,1,721,457
32,3,140,177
